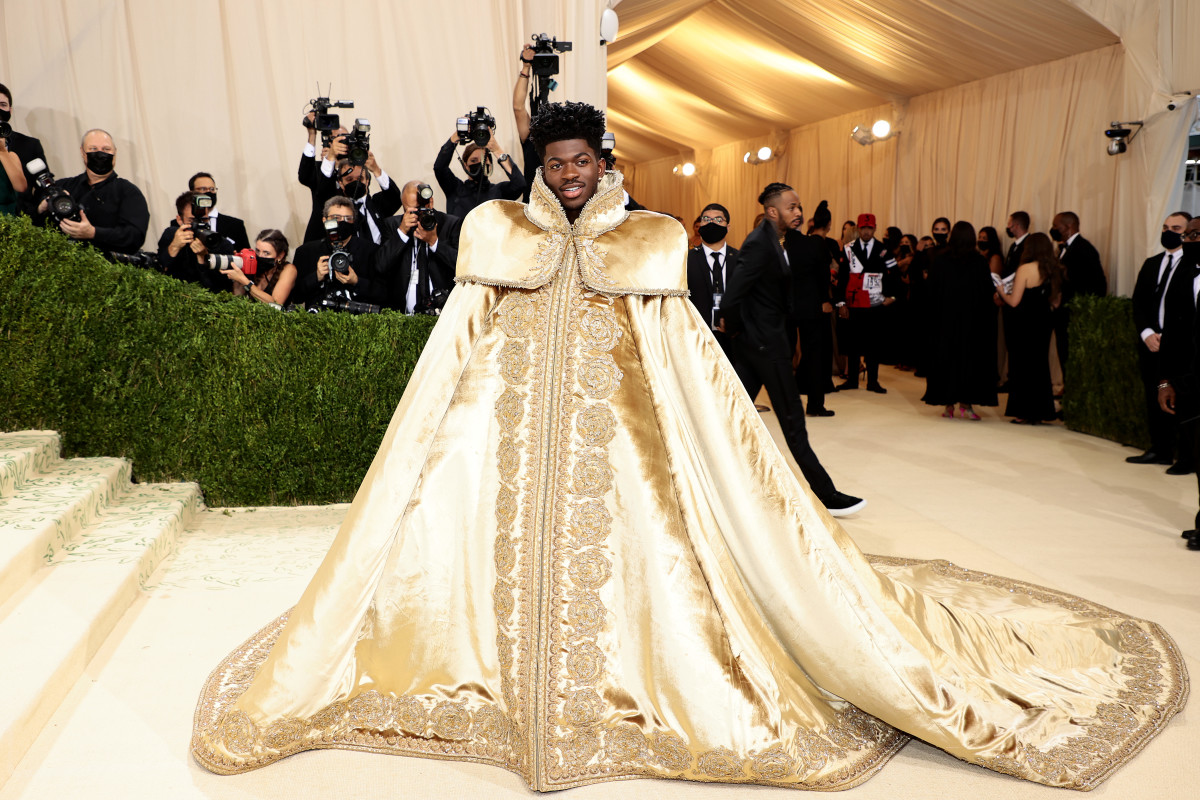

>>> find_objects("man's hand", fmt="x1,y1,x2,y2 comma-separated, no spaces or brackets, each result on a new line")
714,318,726,333
59,210,95,240
329,135,349,160
838,305,849,319
821,302,833,314
304,111,317,145
398,208,418,237
1159,384,1177,414
1145,332,1162,353
486,136,504,156
882,296,896,306
169,224,195,256
317,255,331,282
414,221,438,246
188,235,209,262
365,151,381,177
334,264,358,286
521,44,535,63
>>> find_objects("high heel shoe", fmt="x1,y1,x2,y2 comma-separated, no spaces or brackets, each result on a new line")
941,406,955,418
959,408,981,421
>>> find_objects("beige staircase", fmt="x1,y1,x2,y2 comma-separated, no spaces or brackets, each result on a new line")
0,431,202,788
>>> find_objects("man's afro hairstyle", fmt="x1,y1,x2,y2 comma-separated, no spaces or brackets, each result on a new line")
528,101,606,158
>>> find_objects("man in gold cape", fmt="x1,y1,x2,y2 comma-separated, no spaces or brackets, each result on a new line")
192,102,1186,791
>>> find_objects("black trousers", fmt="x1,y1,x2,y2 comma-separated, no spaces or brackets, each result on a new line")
1174,386,1200,528
796,315,831,411
1053,305,1070,387
735,341,837,502
841,306,883,387
1138,345,1177,457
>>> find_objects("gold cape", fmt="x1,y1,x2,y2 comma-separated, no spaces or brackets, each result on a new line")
192,172,1187,791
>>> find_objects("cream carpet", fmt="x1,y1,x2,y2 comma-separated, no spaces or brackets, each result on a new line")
2,367,1195,799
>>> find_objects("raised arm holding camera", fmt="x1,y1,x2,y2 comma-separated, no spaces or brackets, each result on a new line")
433,108,526,219
291,196,382,311
375,180,460,314
34,129,148,256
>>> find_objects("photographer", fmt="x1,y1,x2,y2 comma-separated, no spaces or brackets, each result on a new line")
35,129,149,255
229,229,297,307
434,116,525,219
291,196,382,310
375,180,461,314
512,45,540,202
157,191,236,292
0,82,47,216
298,114,400,244
185,172,250,251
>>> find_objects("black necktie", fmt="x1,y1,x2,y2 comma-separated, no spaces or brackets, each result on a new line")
416,242,430,311
1157,254,1175,298
710,252,723,293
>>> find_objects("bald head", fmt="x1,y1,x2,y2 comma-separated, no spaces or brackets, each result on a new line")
81,129,115,152
401,180,423,209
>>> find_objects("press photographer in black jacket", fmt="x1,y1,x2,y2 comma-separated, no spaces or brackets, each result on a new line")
186,172,250,251
157,191,236,293
0,82,47,216
375,181,461,314
36,129,149,255
434,123,526,219
291,196,383,310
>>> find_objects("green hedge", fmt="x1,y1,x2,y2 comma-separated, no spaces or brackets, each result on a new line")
0,215,435,506
1062,294,1150,450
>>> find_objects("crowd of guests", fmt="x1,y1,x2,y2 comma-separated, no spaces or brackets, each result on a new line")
685,197,1109,427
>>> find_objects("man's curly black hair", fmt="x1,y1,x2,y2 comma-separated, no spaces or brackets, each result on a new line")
528,101,606,158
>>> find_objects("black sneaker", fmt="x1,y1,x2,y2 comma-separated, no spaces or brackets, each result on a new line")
866,383,887,394
807,408,835,417
824,492,867,517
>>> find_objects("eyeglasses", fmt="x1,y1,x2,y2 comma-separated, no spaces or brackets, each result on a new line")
1183,230,1200,241
326,214,354,223
699,215,727,225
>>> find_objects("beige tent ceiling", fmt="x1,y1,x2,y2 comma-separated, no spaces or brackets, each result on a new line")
606,0,1120,164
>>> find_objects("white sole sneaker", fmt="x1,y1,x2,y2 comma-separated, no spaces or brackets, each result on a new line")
826,498,867,517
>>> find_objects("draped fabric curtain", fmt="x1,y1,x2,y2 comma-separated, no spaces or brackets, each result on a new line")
0,0,607,250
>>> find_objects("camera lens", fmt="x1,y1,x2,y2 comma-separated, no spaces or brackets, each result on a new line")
0,121,11,138
330,251,352,274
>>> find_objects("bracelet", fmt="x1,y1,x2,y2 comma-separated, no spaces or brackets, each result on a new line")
520,71,530,78
1158,382,1172,390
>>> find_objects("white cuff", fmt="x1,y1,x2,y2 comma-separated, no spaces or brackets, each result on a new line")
303,143,316,158
428,240,438,253
320,158,335,178
377,171,391,190
1140,328,1156,342
396,230,410,244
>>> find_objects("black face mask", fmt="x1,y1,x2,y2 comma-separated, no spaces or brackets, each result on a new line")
334,220,357,240
1182,241,1200,262
1162,230,1183,250
0,108,10,123
342,180,367,200
466,161,483,178
698,222,727,245
932,232,948,245
1049,227,1063,242
86,151,114,175
1004,226,1015,238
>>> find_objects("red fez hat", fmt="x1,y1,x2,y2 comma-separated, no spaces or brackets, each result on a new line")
857,213,876,228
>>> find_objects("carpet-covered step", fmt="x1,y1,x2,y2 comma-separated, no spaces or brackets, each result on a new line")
0,480,201,788
0,457,132,608
0,431,62,499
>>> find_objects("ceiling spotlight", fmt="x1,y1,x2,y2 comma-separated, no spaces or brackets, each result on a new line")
744,151,752,163
672,165,680,175
757,146,772,161
681,162,696,177
851,125,874,146
871,119,891,139
1104,120,1143,156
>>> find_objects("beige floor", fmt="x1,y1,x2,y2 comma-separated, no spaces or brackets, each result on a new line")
2,367,1196,800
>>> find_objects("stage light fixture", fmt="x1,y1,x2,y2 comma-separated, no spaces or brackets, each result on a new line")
744,151,752,163
1104,120,1143,156
600,8,619,45
681,162,696,177
871,119,891,139
850,125,874,146
757,146,772,161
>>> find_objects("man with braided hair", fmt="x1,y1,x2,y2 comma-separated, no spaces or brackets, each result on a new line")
192,102,1186,795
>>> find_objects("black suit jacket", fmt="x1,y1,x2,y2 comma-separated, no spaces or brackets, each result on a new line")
685,244,739,329
722,219,793,359
1160,255,1200,387
297,151,403,244
1060,235,1106,300
374,211,462,312
155,224,235,293
787,231,832,320
1132,252,1177,338
167,211,250,253
292,234,382,308
5,130,48,214
1003,236,1027,278
834,238,898,307
41,171,149,255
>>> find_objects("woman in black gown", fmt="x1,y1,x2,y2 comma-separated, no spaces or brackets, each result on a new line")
998,232,1062,424
922,221,998,418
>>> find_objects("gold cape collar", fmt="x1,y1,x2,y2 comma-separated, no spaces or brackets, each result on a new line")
523,168,629,239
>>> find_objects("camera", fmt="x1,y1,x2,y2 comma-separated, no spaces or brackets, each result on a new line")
206,249,261,275
304,92,355,148
0,120,10,139
342,119,371,167
110,250,161,271
456,107,495,147
324,219,353,275
313,297,381,315
530,33,572,77
601,131,616,170
189,193,220,246
416,183,437,231
1104,120,1143,156
26,158,82,224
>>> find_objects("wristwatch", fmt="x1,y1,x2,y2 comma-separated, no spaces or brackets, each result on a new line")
497,154,510,163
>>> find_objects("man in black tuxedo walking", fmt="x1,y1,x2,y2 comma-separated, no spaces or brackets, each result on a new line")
1049,211,1106,387
686,202,739,362
1129,211,1191,467
723,182,865,517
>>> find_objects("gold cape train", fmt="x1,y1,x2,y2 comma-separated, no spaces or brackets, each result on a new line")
191,171,1187,791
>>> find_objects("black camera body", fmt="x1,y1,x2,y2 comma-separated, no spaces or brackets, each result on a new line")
0,120,11,139
456,107,495,147
416,183,437,231
189,193,220,246
314,297,381,315
305,93,355,148
26,158,81,224
342,119,371,167
324,219,353,275
531,33,572,77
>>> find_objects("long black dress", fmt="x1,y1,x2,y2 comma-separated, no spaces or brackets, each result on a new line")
921,250,998,407
1004,282,1056,421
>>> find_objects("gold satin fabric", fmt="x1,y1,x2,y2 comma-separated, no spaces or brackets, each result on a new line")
192,171,1187,792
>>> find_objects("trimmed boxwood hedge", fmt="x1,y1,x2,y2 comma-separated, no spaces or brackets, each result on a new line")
0,215,435,507
1062,294,1150,450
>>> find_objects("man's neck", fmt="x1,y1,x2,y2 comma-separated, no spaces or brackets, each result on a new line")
86,170,109,186
703,240,726,253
